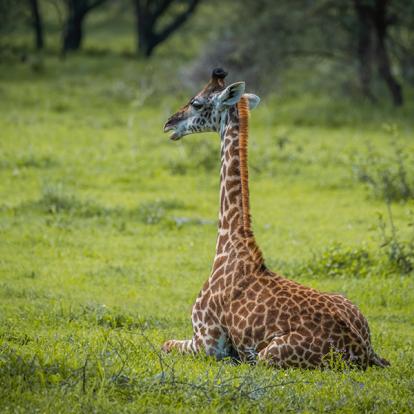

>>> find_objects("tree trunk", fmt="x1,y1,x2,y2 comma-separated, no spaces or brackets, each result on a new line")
354,0,375,101
373,0,403,106
61,0,107,54
63,11,84,52
133,0,200,58
134,1,156,57
28,0,44,50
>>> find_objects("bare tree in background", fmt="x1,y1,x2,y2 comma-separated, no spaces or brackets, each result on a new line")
62,0,106,53
133,0,200,57
353,0,403,106
354,0,375,101
192,0,407,106
28,0,44,50
0,1,29,55
372,0,403,106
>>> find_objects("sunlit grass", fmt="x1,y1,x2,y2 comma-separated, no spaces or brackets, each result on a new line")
0,44,413,413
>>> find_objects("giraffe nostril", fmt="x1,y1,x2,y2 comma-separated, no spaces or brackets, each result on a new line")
164,119,175,132
164,114,181,129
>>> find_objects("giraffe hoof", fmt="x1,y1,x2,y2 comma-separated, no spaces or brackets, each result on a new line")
161,340,174,353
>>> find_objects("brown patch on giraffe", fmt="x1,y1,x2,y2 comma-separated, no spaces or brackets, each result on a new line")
254,325,266,340
255,304,265,314
213,255,226,271
239,307,248,318
227,160,239,178
238,319,247,330
266,308,279,324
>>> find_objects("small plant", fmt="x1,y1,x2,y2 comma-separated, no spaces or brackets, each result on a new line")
38,184,81,215
322,346,352,371
377,204,414,274
0,153,57,170
289,243,373,279
136,199,185,224
276,135,290,150
168,140,219,175
92,305,137,330
35,184,113,217
353,140,414,202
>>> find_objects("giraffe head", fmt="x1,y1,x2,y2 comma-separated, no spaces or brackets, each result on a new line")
164,68,260,141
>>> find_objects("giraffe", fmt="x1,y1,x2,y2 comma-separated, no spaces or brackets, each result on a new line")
162,68,389,369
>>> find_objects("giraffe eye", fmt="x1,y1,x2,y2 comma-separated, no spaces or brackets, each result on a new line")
191,100,203,110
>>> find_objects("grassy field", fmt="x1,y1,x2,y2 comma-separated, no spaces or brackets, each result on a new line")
1,16,414,412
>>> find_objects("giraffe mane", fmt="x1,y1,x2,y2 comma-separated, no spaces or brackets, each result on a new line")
237,96,265,270
237,96,252,237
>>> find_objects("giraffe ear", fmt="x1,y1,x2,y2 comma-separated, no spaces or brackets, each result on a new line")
244,93,260,110
217,82,245,107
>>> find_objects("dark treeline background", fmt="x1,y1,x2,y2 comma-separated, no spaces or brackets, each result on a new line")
1,0,413,106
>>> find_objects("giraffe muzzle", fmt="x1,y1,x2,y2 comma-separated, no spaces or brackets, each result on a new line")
164,122,182,141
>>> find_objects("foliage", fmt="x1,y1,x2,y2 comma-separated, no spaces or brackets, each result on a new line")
352,137,414,202
286,243,374,279
168,139,219,175
33,184,115,217
189,0,413,105
377,205,414,274
133,0,201,57
3,324,411,413
136,199,186,225
0,0,28,38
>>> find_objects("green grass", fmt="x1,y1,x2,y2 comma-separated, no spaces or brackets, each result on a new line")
1,27,414,412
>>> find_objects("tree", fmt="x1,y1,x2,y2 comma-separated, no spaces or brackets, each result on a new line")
28,0,44,50
62,0,106,53
192,0,409,106
0,1,33,60
354,0,376,101
353,0,403,106
372,0,403,106
133,0,201,57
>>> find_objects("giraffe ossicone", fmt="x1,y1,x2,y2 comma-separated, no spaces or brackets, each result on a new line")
162,68,389,369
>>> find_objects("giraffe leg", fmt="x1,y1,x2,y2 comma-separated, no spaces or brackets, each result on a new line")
162,324,232,359
258,333,328,369
162,338,199,354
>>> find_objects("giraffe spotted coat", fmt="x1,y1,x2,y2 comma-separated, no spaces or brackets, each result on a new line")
162,69,389,369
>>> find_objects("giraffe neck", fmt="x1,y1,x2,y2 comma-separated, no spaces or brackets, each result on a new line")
212,97,264,270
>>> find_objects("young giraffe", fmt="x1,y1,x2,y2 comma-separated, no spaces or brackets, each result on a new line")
162,68,389,369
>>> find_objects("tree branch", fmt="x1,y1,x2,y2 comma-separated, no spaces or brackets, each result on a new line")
284,48,350,62
84,0,107,14
153,0,173,20
154,0,200,46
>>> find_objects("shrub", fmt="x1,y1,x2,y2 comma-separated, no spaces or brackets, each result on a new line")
276,243,373,280
352,142,414,202
136,200,185,225
300,243,373,279
0,154,57,170
168,140,218,175
35,184,113,217
377,205,414,274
